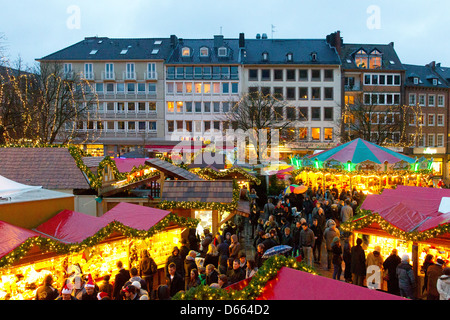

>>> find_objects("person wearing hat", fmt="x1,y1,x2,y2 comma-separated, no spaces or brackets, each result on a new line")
122,284,140,300
165,246,184,278
331,236,343,280
131,280,148,298
323,219,340,270
97,292,110,300
426,258,445,300
81,274,98,300
56,284,78,300
396,254,416,299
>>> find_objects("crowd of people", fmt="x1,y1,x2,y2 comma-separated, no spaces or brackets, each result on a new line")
32,180,450,301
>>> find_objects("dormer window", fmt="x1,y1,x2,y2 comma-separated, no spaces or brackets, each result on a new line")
310,52,318,62
433,78,438,86
413,77,419,85
218,47,227,57
200,47,209,57
262,52,269,61
369,49,382,69
286,53,293,62
182,47,191,57
355,49,368,68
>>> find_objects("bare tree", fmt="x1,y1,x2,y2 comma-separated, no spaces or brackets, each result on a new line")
341,92,422,146
223,91,292,164
0,61,101,145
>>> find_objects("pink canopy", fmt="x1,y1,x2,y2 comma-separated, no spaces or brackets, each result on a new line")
253,267,404,300
113,158,149,173
0,221,45,259
361,186,450,232
35,203,171,244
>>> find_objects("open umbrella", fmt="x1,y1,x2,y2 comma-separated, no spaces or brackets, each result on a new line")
262,245,292,258
294,185,308,194
284,184,300,194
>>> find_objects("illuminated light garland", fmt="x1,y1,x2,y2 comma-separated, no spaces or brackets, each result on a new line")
0,213,199,270
192,166,262,185
172,255,317,300
340,209,450,242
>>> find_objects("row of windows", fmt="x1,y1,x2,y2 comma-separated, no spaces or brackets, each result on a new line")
98,101,157,113
409,114,445,127
409,93,445,107
274,106,334,122
363,93,401,105
295,127,334,141
89,82,157,95
249,86,335,101
167,82,239,95
363,73,401,86
410,134,445,148
166,66,239,80
74,120,157,132
248,68,335,82
167,101,231,113
65,63,157,80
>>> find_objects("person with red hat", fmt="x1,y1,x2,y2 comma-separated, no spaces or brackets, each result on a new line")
56,284,78,301
97,292,110,300
81,274,98,300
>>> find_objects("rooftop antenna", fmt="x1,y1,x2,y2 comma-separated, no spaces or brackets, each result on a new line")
271,24,276,39
220,26,223,35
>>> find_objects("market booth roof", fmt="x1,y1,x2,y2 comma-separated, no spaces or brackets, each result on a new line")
233,267,405,300
361,186,450,233
309,138,415,164
0,221,45,260
34,202,172,244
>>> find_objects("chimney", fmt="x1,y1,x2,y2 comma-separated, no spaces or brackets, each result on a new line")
170,35,178,48
429,61,436,69
256,33,261,39
389,41,394,47
326,31,342,55
239,33,245,48
214,35,224,48
262,33,268,39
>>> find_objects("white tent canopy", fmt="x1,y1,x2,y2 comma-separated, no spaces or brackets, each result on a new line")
0,175,42,198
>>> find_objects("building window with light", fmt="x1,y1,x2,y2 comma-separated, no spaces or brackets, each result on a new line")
355,50,368,68
324,128,333,140
311,128,321,141
182,47,191,57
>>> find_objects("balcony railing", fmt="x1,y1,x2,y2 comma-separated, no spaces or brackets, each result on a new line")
102,71,115,80
145,71,158,80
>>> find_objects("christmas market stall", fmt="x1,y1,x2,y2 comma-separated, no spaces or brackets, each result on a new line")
341,185,450,296
0,202,198,300
290,138,432,195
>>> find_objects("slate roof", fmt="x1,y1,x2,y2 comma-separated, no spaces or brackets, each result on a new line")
433,64,450,85
0,148,90,190
403,63,449,88
340,43,404,70
242,39,341,65
37,37,172,61
161,180,233,203
145,158,204,181
166,37,241,64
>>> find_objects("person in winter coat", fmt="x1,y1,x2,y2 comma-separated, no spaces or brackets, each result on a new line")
228,259,246,285
205,264,219,285
421,254,434,294
186,268,201,291
350,238,366,286
427,258,445,300
299,222,315,267
165,246,184,278
188,228,200,251
396,254,416,299
382,248,402,295
323,219,340,270
184,250,198,290
35,274,59,300
292,220,302,257
139,249,158,295
229,234,242,260
366,246,384,290
204,244,219,268
112,261,130,300
331,237,343,280
437,267,450,300
310,218,323,264
343,239,352,283
165,262,184,298
255,243,266,269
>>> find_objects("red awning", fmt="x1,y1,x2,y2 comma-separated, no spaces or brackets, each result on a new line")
361,185,450,232
254,267,405,300
35,203,171,243
0,221,44,259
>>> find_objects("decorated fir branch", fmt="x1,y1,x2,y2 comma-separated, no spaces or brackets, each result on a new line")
340,209,450,242
193,166,262,185
0,213,199,270
291,167,432,180
172,255,317,300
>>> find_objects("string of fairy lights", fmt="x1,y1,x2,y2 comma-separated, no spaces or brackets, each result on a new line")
0,64,102,145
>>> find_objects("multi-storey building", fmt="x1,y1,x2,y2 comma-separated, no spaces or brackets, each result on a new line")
403,62,450,181
240,33,342,158
37,37,172,157
328,31,406,146
163,35,241,142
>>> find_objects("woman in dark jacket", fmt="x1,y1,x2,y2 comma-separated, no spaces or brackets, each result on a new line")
350,238,366,286
331,237,343,280
139,249,158,295
343,239,352,283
